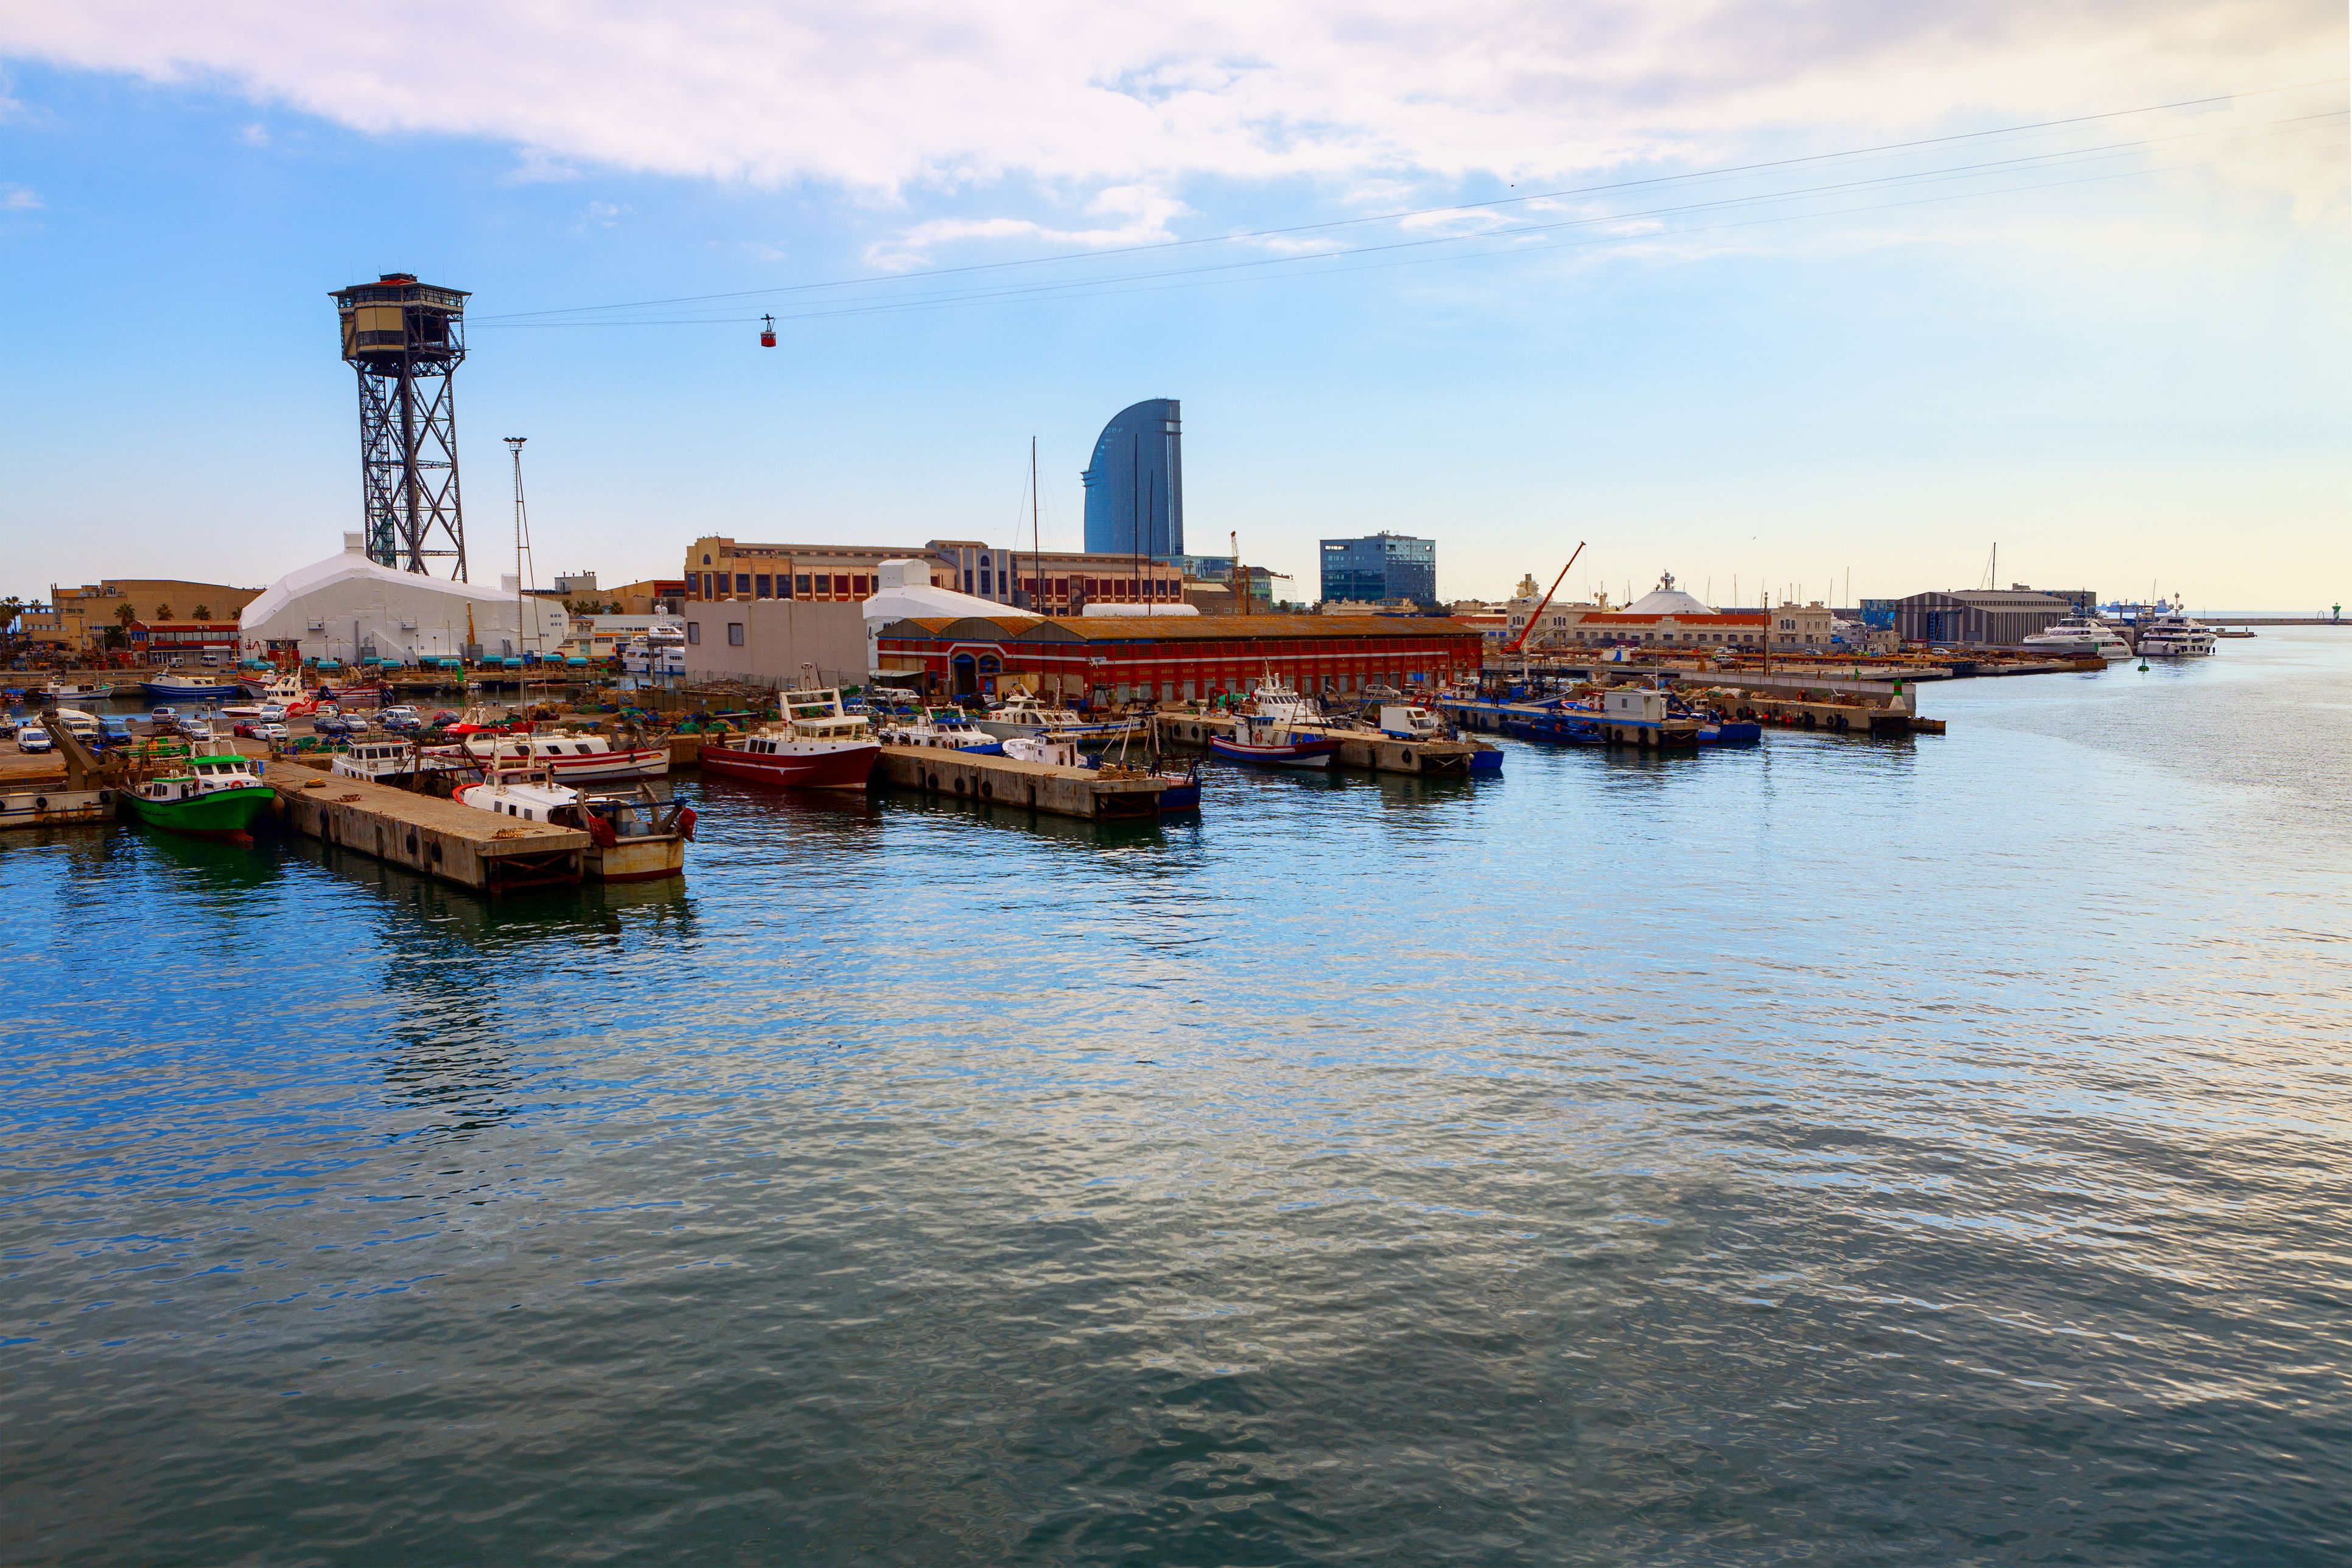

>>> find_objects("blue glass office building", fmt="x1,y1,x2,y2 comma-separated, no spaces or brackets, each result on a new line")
1320,533,1437,606
1082,399,1183,559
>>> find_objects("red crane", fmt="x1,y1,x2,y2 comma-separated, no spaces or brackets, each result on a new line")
1503,541,1587,656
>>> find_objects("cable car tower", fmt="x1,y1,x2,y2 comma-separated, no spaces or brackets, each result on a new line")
332,273,471,579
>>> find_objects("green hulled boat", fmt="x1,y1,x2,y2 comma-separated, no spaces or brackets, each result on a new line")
119,752,274,838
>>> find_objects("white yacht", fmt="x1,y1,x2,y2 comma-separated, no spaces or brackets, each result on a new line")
2021,617,2133,659
37,680,114,702
2136,612,2217,657
621,626,687,677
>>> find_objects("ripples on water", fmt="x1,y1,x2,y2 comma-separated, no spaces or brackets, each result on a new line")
4,634,2350,1564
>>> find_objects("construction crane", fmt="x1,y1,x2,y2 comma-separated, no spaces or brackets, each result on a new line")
1503,541,1587,656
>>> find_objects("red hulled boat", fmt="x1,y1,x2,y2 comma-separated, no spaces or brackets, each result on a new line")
699,688,881,790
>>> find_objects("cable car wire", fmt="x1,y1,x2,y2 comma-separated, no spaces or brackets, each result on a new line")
469,77,2345,326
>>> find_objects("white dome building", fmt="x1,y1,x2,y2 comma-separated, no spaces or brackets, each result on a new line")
241,533,570,663
1624,572,1716,618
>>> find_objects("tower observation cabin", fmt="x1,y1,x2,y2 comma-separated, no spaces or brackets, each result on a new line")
332,273,471,579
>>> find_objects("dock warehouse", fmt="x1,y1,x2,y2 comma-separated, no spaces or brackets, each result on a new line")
873,614,1485,702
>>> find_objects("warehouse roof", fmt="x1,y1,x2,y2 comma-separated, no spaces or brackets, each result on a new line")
875,614,1478,644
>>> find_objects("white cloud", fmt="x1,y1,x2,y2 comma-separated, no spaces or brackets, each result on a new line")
1,183,39,209
0,1,2339,208
868,183,1188,267
236,120,267,145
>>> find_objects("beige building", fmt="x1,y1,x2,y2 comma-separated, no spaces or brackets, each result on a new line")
29,578,263,651
681,598,870,689
682,535,1183,614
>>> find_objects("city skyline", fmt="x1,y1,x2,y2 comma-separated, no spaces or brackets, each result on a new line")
1,5,2345,609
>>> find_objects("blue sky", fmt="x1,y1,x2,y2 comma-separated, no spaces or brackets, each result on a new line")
2,3,2345,609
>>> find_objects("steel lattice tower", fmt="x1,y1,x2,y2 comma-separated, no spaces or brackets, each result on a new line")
332,273,471,578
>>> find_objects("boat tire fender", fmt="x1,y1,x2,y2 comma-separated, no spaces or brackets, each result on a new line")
980,781,993,800
33,796,45,811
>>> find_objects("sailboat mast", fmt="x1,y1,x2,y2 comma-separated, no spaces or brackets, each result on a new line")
1030,436,1040,612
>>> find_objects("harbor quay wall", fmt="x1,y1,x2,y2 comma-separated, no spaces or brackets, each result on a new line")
1151,714,1492,775
872,746,1164,821
269,773,587,892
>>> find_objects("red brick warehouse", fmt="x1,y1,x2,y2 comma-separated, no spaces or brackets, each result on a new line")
873,614,1485,703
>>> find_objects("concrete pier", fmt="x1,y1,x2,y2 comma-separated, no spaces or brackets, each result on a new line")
872,745,1166,820
270,772,587,892
1153,714,1496,776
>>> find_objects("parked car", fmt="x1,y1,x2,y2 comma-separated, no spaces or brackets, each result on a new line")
312,710,353,735
149,706,178,726
18,726,53,753
251,722,290,743
428,710,460,728
256,703,287,723
379,705,422,732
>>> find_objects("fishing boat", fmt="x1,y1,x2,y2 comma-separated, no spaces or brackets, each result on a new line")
975,687,1139,743
1241,672,1323,725
2021,617,2133,659
452,772,695,881
330,739,466,788
1007,734,1203,812
234,668,316,710
427,730,670,783
700,688,881,789
878,710,1004,754
1502,704,1606,746
37,680,114,702
139,671,242,702
1208,712,1340,769
117,751,273,838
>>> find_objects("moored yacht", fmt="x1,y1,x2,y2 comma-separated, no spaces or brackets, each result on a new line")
2021,617,2134,659
2135,611,2217,657
37,679,114,702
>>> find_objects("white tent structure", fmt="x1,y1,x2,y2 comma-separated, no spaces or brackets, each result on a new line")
858,558,1022,672
241,533,570,663
1625,571,1716,617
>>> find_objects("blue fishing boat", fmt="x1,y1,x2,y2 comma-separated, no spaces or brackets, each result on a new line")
138,673,242,702
1208,713,1340,769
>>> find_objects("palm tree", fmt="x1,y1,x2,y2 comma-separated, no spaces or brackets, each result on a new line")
155,604,174,621
192,603,212,620
116,603,136,628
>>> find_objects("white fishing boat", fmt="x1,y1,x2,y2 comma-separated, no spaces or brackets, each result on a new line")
1241,672,1323,725
451,771,695,881
877,710,1004,754
235,668,315,709
329,739,462,786
975,687,1139,743
37,680,114,702
2021,617,2133,659
426,730,670,783
2135,611,2217,657
1001,733,1085,767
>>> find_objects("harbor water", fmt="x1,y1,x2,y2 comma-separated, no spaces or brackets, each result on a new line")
4,632,2348,1564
